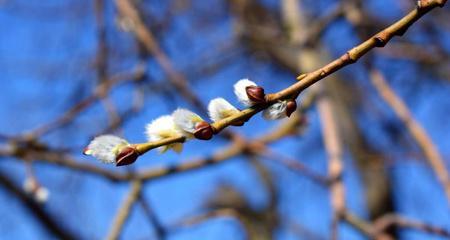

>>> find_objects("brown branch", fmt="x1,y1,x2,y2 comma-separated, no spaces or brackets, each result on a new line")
8,106,308,184
369,69,450,204
342,211,374,237
138,195,166,239
12,149,127,182
135,139,246,181
26,66,146,138
0,171,79,240
115,0,205,111
317,86,345,240
170,208,244,229
285,219,327,240
121,0,447,157
258,148,329,186
279,3,347,237
374,213,450,238
106,180,142,240
343,211,450,239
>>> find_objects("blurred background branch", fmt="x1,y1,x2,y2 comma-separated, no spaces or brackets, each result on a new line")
0,0,449,239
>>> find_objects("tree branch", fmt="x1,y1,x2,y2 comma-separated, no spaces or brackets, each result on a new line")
106,180,142,240
120,0,447,157
0,171,79,240
369,68,450,204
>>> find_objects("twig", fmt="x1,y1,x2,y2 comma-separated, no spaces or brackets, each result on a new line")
317,86,345,240
374,213,450,238
0,171,79,240
342,211,374,237
118,0,448,156
139,195,166,239
115,0,205,111
106,180,142,240
170,208,243,229
369,69,450,204
259,149,330,186
9,106,307,184
26,66,145,138
343,211,450,239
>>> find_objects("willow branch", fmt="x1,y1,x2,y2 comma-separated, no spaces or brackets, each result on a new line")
9,106,308,184
106,180,142,240
124,1,447,156
317,87,346,240
138,195,166,239
170,208,243,229
135,139,246,181
258,148,329,186
115,0,205,111
343,211,450,238
26,66,145,138
374,213,450,238
342,211,374,237
369,68,450,204
0,171,79,240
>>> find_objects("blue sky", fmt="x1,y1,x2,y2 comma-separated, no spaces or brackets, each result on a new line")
0,0,449,239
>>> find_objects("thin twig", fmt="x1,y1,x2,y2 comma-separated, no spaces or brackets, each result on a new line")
369,69,450,204
139,195,166,240
115,0,205,111
0,171,79,240
317,86,345,240
117,1,448,157
374,213,450,238
106,180,142,240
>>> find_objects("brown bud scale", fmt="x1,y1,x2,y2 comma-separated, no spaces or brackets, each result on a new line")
246,86,266,104
286,100,297,117
116,146,139,166
194,121,213,140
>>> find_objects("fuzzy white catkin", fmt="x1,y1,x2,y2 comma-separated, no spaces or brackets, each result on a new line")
208,98,239,122
145,115,183,153
84,135,129,164
172,108,203,134
233,79,257,106
262,101,288,120
145,115,179,141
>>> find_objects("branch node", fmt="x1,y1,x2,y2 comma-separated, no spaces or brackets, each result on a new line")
374,32,390,47
343,52,357,64
296,73,307,81
417,0,447,9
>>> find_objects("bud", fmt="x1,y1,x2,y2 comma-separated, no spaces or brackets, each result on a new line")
245,86,266,104
286,100,297,117
234,79,266,106
193,121,213,140
115,145,140,166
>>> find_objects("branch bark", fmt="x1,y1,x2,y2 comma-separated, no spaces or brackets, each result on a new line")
106,180,142,240
121,0,448,157
369,68,450,204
